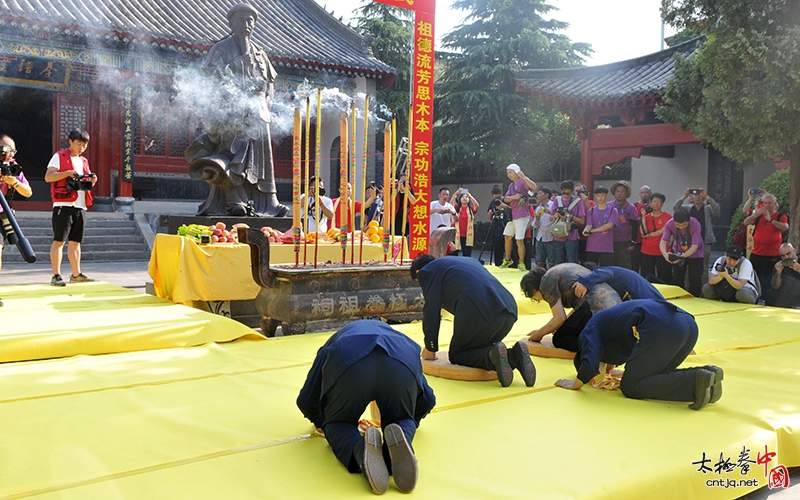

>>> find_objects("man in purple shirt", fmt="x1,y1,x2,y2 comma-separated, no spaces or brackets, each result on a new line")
500,164,537,271
609,181,639,269
550,180,586,264
659,208,704,297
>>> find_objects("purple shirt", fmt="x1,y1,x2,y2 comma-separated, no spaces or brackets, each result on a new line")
609,201,640,242
661,217,704,259
585,205,619,253
551,195,586,241
506,178,531,220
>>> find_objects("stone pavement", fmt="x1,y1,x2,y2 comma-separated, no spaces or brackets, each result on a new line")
0,260,151,291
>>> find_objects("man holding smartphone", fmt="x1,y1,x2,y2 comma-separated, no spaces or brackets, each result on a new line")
764,243,800,309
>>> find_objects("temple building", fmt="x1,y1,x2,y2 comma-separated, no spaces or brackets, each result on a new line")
516,37,783,248
0,0,394,210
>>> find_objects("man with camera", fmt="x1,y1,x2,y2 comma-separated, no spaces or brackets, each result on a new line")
659,208,704,297
44,129,97,286
532,187,555,269
429,187,455,233
550,180,586,265
1,134,33,306
674,187,720,285
764,243,800,309
485,185,510,266
743,192,789,297
702,245,758,304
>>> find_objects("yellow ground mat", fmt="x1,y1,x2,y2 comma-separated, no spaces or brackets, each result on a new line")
1,271,799,499
0,282,259,363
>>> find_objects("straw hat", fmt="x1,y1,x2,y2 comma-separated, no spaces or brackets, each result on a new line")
610,180,631,198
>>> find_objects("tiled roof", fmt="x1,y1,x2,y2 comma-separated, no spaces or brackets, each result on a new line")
516,37,700,104
0,0,394,77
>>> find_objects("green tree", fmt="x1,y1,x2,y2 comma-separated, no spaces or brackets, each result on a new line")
657,0,800,246
433,0,590,181
353,2,413,140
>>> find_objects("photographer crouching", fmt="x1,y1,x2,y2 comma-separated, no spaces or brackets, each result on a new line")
702,245,758,304
1,134,34,306
44,129,97,287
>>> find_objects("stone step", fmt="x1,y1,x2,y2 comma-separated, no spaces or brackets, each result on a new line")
5,212,150,263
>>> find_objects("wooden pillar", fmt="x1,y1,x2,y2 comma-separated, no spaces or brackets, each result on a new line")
579,127,593,194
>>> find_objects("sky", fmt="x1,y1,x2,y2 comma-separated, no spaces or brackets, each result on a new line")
312,0,677,66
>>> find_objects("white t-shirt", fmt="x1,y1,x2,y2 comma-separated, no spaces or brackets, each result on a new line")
47,153,87,210
533,200,555,242
429,200,455,233
300,194,334,233
710,256,757,291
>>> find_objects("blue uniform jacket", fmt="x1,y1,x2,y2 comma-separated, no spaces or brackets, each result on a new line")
296,320,436,429
576,299,692,383
417,257,518,352
576,266,665,302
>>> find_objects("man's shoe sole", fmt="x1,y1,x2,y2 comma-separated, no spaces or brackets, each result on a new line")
689,369,714,411
489,342,514,387
363,427,389,494
703,365,724,404
384,423,418,493
511,341,536,387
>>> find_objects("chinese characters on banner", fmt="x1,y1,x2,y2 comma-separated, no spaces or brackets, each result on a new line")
373,0,434,258
0,56,70,88
121,82,135,183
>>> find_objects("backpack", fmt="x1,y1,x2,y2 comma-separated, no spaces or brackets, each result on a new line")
551,197,581,238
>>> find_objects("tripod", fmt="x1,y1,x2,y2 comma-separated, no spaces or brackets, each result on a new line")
477,212,505,265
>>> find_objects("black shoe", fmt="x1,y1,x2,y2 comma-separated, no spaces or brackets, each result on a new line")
689,368,715,411
50,274,66,287
384,423,418,493
361,427,389,494
508,341,536,387
489,342,514,387
702,365,724,404
0,297,4,307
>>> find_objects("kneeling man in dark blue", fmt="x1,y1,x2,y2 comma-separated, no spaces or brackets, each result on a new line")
297,320,436,494
555,299,723,410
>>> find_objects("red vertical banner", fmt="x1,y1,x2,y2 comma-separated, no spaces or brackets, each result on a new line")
374,0,435,258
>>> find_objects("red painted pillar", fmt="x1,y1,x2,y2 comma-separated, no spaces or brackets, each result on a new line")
579,127,593,194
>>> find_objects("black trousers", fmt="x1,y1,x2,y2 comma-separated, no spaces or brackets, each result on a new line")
450,310,516,371
671,257,703,297
750,253,779,296
551,302,593,352
619,310,699,402
640,254,673,284
323,348,418,473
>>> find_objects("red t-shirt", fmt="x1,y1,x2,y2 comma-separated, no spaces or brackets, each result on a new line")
641,211,672,256
752,211,788,256
331,198,362,231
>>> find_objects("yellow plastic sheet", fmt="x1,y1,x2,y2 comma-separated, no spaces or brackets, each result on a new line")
0,282,259,363
1,272,799,499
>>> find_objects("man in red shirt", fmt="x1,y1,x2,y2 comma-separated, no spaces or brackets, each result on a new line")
743,193,789,297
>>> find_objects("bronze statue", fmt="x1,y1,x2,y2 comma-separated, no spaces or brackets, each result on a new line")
185,3,289,217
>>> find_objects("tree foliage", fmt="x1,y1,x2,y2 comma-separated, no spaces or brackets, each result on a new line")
433,0,590,181
353,2,413,139
657,0,800,245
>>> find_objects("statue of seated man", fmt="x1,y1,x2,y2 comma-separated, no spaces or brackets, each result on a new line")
185,3,289,217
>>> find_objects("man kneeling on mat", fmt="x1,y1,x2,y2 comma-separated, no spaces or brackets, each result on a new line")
411,254,536,387
555,299,723,411
297,320,436,494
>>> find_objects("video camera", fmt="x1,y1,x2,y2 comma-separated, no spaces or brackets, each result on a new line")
1,145,22,177
490,198,508,221
66,173,94,192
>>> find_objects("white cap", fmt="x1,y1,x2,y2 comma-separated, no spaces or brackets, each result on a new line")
506,163,521,173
